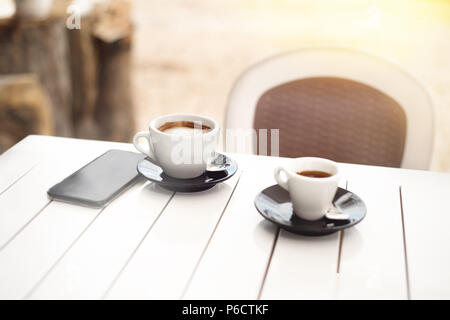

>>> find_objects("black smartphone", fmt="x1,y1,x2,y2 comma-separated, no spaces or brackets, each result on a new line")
48,150,145,208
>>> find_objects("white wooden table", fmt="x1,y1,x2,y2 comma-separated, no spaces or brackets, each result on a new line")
1,135,449,300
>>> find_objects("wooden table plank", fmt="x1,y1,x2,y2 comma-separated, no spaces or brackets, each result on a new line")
183,156,278,299
401,170,450,299
0,139,128,249
336,164,407,299
0,135,75,194
0,157,99,249
105,172,241,299
0,136,40,195
0,201,100,299
28,181,174,299
261,230,340,299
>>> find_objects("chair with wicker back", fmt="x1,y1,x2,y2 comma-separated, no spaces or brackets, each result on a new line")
225,48,434,169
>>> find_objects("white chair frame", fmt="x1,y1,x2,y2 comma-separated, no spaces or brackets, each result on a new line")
224,47,435,170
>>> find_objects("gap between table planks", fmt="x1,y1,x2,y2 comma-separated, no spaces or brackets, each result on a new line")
400,169,450,299
335,165,407,300
26,182,175,299
182,155,281,299
104,172,241,299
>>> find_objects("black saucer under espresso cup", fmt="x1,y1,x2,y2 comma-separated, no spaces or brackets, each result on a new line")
137,153,237,192
254,184,366,236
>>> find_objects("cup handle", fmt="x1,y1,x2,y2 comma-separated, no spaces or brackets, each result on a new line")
274,167,289,191
133,131,155,160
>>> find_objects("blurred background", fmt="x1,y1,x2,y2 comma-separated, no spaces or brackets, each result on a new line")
0,0,449,171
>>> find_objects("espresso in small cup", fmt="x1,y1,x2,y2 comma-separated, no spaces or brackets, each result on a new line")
133,114,219,179
297,170,332,178
274,157,340,220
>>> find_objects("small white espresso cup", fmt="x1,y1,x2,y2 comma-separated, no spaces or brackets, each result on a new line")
133,113,219,179
274,157,340,220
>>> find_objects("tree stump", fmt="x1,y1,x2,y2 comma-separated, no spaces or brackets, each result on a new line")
69,0,135,141
0,15,73,136
0,73,53,153
92,0,135,142
0,0,135,152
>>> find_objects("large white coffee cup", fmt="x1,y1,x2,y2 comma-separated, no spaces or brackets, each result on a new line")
274,157,340,220
133,114,219,179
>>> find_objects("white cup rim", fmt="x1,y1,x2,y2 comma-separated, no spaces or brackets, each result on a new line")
284,157,340,183
149,113,219,137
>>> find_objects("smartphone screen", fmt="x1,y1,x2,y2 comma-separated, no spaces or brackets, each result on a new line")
48,150,145,208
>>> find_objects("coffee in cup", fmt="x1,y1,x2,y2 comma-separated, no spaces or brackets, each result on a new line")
297,170,332,178
157,121,212,135
133,114,219,179
274,157,340,220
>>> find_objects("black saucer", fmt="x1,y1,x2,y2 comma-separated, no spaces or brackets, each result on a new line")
254,185,366,236
137,153,237,192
